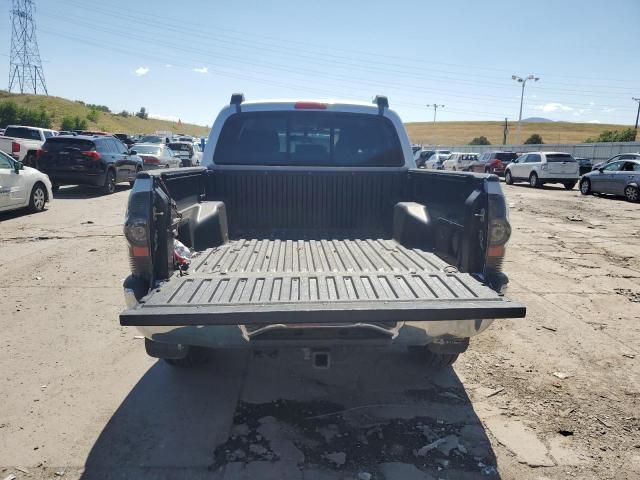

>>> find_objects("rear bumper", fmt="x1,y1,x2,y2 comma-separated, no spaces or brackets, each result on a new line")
43,171,106,187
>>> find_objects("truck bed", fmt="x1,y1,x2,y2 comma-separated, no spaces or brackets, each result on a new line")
120,237,525,326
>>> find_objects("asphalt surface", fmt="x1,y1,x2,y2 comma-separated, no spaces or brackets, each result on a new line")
1,180,639,480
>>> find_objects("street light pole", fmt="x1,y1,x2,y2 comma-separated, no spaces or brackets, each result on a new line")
512,74,539,144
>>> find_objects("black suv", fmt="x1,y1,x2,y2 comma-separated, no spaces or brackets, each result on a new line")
38,135,143,194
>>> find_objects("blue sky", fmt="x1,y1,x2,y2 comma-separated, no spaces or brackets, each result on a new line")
2,0,639,126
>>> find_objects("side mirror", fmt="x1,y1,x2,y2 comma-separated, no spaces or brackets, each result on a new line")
598,167,604,172
14,161,22,174
129,150,137,155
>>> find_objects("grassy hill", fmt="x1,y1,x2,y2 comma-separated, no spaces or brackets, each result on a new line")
0,91,209,137
405,120,632,145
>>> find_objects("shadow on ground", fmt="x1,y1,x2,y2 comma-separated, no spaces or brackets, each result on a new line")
81,347,499,480
53,184,130,199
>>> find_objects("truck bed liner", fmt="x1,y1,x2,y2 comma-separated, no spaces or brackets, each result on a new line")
120,238,525,326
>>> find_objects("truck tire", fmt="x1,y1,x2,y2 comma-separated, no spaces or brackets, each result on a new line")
564,181,576,190
408,346,459,369
164,346,209,368
102,169,116,195
28,182,47,212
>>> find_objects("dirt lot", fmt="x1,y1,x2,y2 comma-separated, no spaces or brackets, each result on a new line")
1,181,639,480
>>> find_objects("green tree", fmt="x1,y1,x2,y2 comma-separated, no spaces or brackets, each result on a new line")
136,107,148,119
86,108,100,122
0,101,19,127
524,133,544,144
469,135,491,145
60,115,88,131
117,110,130,117
585,128,636,143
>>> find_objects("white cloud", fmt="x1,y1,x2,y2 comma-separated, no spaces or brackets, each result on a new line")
193,66,208,74
588,101,595,107
135,66,149,77
587,120,601,124
602,107,616,113
165,64,173,68
534,102,574,113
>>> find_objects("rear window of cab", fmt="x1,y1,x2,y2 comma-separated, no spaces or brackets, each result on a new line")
213,111,404,167
546,154,576,162
43,137,96,151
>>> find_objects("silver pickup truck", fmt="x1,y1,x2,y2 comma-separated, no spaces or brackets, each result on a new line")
120,95,526,370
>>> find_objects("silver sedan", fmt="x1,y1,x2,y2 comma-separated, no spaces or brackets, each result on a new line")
131,143,182,170
580,159,640,202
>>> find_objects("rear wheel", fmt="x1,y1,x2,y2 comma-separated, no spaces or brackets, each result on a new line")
409,346,459,369
529,172,541,188
504,170,514,185
625,185,639,202
580,178,591,195
28,183,47,212
564,181,577,190
102,169,116,195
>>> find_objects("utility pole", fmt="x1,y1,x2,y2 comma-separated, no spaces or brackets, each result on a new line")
427,104,444,144
511,74,539,144
503,117,509,145
8,0,48,95
633,97,640,131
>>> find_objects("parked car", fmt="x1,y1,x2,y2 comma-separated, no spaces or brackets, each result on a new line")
167,141,199,167
0,149,53,213
505,152,579,189
57,130,76,136
574,157,593,175
120,95,525,369
414,149,451,168
580,159,640,202
138,135,166,144
0,125,58,168
423,152,451,170
38,135,142,194
592,153,640,171
470,151,518,176
132,143,182,169
77,130,110,136
0,128,5,135
114,133,135,147
442,152,479,171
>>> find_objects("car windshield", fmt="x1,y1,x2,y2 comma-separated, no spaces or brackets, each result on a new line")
168,143,192,152
133,145,162,154
546,154,576,162
4,127,41,140
139,136,163,143
214,111,404,166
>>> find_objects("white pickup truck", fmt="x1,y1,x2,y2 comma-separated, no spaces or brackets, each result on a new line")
0,125,58,168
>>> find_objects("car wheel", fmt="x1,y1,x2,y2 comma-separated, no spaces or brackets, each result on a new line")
564,181,577,190
408,346,459,369
505,170,514,185
28,183,47,212
102,169,116,195
164,346,209,368
624,185,639,202
529,172,541,188
580,178,591,195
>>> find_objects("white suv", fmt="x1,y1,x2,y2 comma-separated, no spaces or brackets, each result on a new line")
504,151,579,189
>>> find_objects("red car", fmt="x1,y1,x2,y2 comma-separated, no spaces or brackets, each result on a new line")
470,151,519,176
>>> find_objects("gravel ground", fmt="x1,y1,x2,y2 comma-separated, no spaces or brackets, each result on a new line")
0,181,639,480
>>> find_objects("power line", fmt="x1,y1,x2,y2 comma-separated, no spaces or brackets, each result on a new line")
8,0,48,95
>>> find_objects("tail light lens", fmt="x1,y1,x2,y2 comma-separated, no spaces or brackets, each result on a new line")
124,185,153,280
37,148,45,158
143,156,159,164
81,150,101,161
484,181,511,291
12,141,20,153
294,101,327,109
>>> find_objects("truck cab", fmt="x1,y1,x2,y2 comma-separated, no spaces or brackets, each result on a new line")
120,95,525,369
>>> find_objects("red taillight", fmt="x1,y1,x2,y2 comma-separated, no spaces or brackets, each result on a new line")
12,141,20,153
143,156,159,164
81,150,101,161
36,148,45,158
294,101,327,110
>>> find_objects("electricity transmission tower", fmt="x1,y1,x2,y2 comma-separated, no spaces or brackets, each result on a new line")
8,0,48,95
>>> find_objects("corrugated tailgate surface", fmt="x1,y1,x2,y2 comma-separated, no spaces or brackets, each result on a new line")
121,239,525,325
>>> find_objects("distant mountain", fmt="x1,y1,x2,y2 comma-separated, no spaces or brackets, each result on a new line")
522,117,554,123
